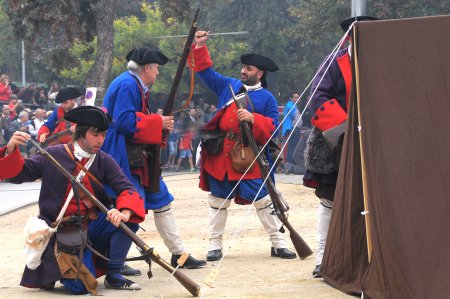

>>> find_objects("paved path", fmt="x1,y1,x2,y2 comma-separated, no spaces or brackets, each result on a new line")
0,173,303,216
0,180,42,215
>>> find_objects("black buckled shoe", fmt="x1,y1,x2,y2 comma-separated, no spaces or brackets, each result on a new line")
270,247,297,259
40,282,55,290
120,264,141,276
206,249,223,261
171,254,207,269
312,264,322,278
104,274,141,290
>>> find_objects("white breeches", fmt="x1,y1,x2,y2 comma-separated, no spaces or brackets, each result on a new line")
315,198,333,266
153,204,185,255
208,194,287,250
253,195,287,249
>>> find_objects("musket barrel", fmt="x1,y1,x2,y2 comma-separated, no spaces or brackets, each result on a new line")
149,31,249,39
164,8,200,116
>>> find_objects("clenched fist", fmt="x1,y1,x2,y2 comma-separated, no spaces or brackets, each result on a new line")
195,30,210,49
161,115,174,133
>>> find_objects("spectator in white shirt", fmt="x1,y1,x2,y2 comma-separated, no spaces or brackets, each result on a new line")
33,108,47,132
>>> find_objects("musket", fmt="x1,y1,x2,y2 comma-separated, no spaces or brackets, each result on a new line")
40,128,73,147
147,8,200,192
28,138,201,297
149,31,248,39
229,85,313,260
163,8,200,116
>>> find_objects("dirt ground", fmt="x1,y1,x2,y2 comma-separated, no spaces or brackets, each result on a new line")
0,173,353,298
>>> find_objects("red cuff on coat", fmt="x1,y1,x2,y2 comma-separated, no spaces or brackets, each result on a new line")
0,146,24,180
191,45,213,72
252,113,275,143
311,99,347,131
37,125,50,140
131,112,163,144
116,190,145,223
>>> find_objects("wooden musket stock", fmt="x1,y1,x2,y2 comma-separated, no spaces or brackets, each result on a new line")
229,86,313,260
40,128,73,147
29,139,201,297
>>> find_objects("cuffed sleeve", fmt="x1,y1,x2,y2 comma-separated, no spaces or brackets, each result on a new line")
252,113,275,144
0,146,24,180
131,112,163,144
116,190,145,223
37,125,51,140
311,99,347,131
191,45,213,72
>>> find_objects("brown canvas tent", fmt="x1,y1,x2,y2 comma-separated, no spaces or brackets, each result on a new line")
321,15,450,299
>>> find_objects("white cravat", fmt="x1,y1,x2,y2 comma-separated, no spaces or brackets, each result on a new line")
243,81,262,91
73,141,94,161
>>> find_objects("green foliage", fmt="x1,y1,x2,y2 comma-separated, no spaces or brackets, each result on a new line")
60,3,192,93
191,0,328,102
157,0,193,23
0,1,21,78
0,0,449,100
59,40,95,81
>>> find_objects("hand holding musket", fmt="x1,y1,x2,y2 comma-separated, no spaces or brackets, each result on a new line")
39,128,74,147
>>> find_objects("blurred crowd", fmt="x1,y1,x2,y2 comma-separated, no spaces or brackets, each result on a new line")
278,92,312,175
0,72,311,174
0,76,66,157
160,97,217,172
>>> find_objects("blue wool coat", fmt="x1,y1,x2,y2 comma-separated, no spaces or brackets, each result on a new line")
102,71,172,210
102,72,147,179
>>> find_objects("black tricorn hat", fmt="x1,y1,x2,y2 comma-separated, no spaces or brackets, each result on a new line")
55,87,82,104
126,47,169,65
240,54,279,72
340,16,379,32
64,106,112,131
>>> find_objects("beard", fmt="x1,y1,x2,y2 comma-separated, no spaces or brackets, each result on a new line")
241,74,259,86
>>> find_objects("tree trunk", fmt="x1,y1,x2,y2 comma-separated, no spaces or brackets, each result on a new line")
85,0,119,104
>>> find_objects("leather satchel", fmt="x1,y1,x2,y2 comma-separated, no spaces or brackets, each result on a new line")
56,225,88,254
200,129,225,155
230,143,255,173
126,143,145,168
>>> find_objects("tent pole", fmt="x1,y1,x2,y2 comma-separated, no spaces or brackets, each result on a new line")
353,26,373,263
